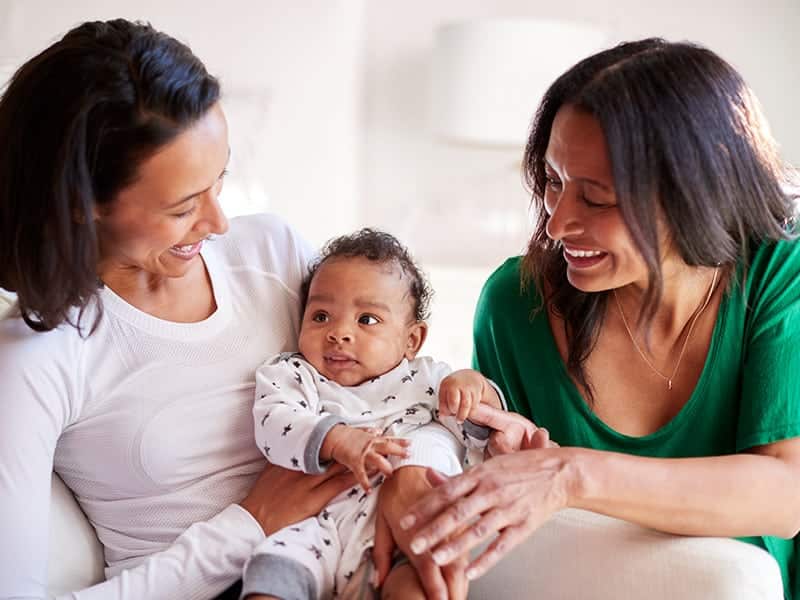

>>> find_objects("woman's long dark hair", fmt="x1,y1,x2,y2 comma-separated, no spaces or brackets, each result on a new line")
521,38,796,398
0,19,220,332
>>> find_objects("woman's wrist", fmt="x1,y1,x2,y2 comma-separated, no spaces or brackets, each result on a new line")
557,447,592,510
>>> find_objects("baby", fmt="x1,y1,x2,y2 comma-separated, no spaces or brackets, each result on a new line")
241,229,503,600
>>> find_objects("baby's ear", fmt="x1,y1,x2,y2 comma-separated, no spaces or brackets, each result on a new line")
404,321,428,359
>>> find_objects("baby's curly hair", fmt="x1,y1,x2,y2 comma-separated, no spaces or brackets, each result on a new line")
301,229,433,321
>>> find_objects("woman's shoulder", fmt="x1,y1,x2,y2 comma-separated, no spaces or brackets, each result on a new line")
743,236,800,295
0,313,85,418
217,213,311,260
738,236,800,327
207,212,315,286
478,256,540,311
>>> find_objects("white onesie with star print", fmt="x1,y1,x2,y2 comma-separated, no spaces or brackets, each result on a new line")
242,353,493,599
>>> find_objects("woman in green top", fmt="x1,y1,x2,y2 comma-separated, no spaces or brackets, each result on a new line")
397,38,800,597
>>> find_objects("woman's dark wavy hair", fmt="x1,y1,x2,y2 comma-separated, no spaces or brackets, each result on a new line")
0,19,220,332
522,38,797,399
301,229,433,322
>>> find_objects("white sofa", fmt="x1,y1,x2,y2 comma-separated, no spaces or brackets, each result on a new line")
46,470,783,599
0,294,784,599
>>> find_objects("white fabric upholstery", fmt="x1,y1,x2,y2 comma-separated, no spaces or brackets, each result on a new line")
469,508,784,599
48,473,105,596
44,480,785,598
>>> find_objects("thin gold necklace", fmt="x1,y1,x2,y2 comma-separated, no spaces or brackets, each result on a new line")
613,267,719,391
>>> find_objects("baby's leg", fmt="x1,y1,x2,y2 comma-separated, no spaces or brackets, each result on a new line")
240,516,339,600
380,561,426,600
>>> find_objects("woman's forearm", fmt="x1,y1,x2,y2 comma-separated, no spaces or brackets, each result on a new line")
567,446,800,538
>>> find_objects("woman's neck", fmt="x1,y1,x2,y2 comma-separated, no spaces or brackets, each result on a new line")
613,262,722,341
99,259,216,322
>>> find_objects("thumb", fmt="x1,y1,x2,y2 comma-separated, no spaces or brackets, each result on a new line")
372,505,396,587
425,467,449,487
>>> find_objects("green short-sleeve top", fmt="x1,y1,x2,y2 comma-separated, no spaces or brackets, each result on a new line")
472,238,800,599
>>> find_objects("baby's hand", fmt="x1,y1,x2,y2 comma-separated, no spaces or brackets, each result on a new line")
438,369,502,423
326,426,410,492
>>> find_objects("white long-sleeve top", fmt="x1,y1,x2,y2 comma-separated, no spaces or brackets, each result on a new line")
253,354,488,477
0,214,314,600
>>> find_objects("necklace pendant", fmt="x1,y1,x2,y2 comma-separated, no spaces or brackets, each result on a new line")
668,379,673,391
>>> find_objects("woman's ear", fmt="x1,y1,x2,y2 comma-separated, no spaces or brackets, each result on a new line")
404,321,428,360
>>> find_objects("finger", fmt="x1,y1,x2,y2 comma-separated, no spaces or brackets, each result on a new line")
457,391,472,423
469,404,535,435
367,453,395,479
438,385,453,417
425,467,449,487
448,389,462,419
488,430,516,456
442,552,469,600
354,465,372,493
372,505,396,586
466,522,531,581
524,427,551,450
408,485,499,554
375,439,411,458
412,554,449,600
400,471,480,533
430,507,509,566
382,436,411,447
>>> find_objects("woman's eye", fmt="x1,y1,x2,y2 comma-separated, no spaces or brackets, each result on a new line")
173,206,197,219
358,314,379,325
544,175,562,191
311,312,328,323
582,195,615,209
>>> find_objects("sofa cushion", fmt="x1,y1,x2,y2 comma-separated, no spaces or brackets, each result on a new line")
48,473,105,595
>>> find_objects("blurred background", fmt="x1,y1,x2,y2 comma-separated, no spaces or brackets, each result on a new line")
1,0,798,367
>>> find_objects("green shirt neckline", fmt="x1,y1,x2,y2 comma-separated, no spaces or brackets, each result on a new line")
535,280,731,446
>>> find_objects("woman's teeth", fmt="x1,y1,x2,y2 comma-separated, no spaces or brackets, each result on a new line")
565,247,604,258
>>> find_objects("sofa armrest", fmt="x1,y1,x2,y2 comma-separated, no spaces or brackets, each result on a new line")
48,472,105,596
468,508,783,599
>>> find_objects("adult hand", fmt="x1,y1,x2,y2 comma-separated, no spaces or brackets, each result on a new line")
373,466,468,600
467,403,558,456
399,447,576,582
240,461,355,535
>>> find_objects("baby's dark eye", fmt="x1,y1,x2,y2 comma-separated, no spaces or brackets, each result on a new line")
311,312,328,323
358,314,379,325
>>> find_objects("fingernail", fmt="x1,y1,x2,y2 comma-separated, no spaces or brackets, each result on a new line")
410,537,426,554
466,568,479,580
399,515,415,530
432,550,448,565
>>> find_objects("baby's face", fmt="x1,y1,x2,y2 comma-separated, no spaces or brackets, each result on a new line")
298,257,425,386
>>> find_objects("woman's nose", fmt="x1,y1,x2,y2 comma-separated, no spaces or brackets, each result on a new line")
196,192,229,236
545,190,583,241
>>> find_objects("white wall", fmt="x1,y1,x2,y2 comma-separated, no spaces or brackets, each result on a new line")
362,0,800,268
